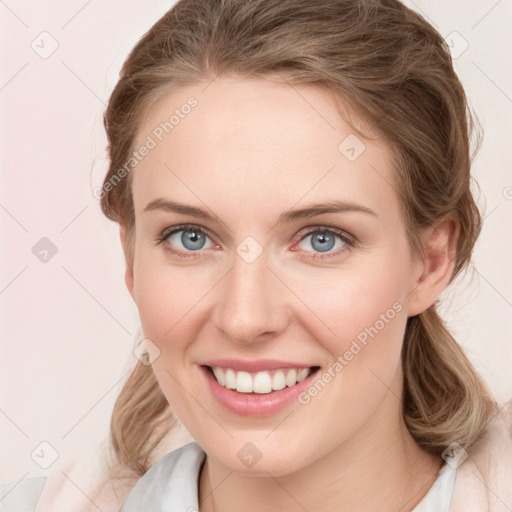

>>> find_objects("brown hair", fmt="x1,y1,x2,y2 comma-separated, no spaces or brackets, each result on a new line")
100,0,496,479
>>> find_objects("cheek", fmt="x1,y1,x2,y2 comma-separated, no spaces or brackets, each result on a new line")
131,253,203,388
132,236,213,331
289,247,410,421
286,249,411,362
326,270,407,357
283,263,410,457
132,259,209,414
284,248,411,428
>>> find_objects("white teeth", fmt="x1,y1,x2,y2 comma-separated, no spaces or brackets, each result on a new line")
285,369,297,387
253,372,272,394
210,366,313,394
225,369,236,389
272,370,286,391
296,368,309,382
236,371,253,393
212,367,225,386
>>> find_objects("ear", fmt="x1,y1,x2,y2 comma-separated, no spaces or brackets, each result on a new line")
120,225,135,300
406,214,459,317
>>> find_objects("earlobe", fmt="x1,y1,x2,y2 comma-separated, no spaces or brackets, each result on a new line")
406,215,459,317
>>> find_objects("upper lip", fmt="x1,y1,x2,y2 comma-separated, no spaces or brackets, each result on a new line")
200,358,316,372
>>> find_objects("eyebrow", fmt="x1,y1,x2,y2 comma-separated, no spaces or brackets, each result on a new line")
143,198,377,225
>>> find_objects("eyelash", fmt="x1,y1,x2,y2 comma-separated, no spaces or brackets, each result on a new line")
155,223,356,261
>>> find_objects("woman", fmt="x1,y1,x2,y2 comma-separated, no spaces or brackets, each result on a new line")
96,0,512,510
32,0,512,510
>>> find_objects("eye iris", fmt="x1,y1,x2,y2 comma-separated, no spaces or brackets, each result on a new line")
182,229,206,250
311,232,335,252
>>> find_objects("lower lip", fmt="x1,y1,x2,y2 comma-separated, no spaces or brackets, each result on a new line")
200,365,319,417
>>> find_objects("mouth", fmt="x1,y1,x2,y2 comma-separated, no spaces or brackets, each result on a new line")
199,363,321,416
203,365,321,394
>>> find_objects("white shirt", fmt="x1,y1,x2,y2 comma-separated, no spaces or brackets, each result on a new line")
120,442,457,512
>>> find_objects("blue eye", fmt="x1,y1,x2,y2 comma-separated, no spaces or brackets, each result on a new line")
295,228,354,260
302,231,337,252
169,228,208,251
158,225,216,258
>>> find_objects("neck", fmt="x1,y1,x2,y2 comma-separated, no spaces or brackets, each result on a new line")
198,379,442,512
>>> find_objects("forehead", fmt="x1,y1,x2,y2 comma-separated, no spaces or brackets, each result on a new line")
131,76,400,226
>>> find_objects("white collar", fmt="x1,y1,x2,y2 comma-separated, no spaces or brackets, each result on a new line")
120,441,456,511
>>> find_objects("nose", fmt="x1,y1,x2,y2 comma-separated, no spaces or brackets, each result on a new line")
211,249,291,345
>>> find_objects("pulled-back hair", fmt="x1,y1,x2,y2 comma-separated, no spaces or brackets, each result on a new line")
99,0,496,479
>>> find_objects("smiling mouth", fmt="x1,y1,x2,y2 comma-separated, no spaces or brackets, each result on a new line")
203,365,321,394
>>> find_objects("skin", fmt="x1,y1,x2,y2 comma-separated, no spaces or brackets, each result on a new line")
123,75,457,511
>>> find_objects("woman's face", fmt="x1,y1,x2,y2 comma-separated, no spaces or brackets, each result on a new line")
126,76,427,475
